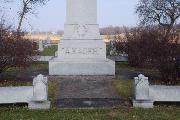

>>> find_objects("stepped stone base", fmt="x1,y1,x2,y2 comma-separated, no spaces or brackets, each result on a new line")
49,58,115,75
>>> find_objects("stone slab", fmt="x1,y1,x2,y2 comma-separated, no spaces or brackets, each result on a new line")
0,86,33,104
50,76,123,108
56,98,122,108
133,100,154,108
29,101,51,109
149,86,180,102
133,74,180,108
57,40,106,59
0,75,50,109
55,77,119,99
49,58,115,75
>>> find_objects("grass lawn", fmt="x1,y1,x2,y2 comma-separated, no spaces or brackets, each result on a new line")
112,80,133,100
116,62,162,82
40,45,58,56
0,62,48,82
116,62,159,74
0,106,179,120
4,62,49,72
30,61,49,71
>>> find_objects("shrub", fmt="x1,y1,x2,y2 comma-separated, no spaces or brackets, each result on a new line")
0,22,37,74
118,27,180,84
125,27,163,67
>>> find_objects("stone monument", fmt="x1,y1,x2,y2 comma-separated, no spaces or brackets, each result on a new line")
0,74,50,109
38,40,44,52
49,0,115,75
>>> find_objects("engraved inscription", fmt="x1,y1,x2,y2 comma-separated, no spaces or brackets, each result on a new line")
62,48,102,55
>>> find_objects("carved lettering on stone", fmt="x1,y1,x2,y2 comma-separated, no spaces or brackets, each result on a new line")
62,48,101,55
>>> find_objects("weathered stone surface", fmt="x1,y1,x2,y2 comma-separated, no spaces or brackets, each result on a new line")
56,98,122,108
134,74,149,100
49,58,115,75
133,74,180,108
50,76,122,108
0,74,50,109
149,86,180,102
33,74,48,102
51,76,120,99
0,86,33,104
57,40,106,60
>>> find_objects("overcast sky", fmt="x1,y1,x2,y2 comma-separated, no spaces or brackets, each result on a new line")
1,0,139,32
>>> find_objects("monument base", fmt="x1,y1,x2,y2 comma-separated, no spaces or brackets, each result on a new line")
29,101,51,109
133,100,154,108
49,57,115,75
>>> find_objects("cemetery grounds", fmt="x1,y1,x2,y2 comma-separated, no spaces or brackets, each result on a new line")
0,57,180,120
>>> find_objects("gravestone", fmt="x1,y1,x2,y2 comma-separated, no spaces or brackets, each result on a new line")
49,0,115,75
133,74,180,108
38,40,44,52
0,74,50,109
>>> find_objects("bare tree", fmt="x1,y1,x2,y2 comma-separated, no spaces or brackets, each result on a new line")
17,0,48,33
136,0,180,35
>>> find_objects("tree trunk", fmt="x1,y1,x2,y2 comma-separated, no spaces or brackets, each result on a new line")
17,15,24,33
17,4,26,34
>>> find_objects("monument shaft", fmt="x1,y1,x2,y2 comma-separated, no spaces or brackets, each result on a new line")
49,0,115,75
66,0,97,24
63,0,101,40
